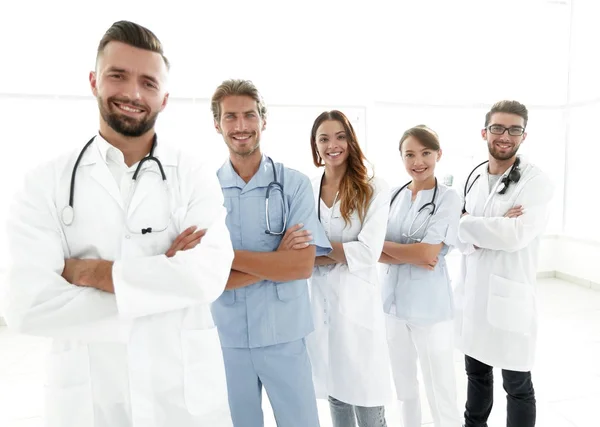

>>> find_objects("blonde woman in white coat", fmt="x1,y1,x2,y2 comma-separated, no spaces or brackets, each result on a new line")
306,110,393,427
380,125,462,427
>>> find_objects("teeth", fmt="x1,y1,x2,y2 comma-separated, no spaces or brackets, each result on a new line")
328,152,341,157
117,104,142,113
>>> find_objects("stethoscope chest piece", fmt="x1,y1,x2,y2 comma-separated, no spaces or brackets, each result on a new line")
62,206,74,226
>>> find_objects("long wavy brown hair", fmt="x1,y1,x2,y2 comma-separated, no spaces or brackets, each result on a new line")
310,110,373,226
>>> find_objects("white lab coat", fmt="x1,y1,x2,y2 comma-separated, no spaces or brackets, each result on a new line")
306,176,394,407
3,136,234,427
454,156,553,372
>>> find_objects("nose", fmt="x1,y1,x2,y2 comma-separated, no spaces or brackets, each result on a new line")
123,79,142,102
234,116,248,131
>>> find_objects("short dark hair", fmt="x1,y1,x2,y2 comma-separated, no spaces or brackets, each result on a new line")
485,100,528,128
97,20,170,69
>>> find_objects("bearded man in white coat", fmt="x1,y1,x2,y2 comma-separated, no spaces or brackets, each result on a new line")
3,21,233,427
455,100,553,427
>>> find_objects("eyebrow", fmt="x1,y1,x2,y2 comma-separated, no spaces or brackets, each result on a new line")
318,131,345,137
105,67,159,85
223,110,257,116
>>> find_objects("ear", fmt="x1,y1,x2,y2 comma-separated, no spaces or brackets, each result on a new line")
261,117,267,131
481,128,487,140
159,92,169,112
214,119,222,134
437,148,443,162
521,131,527,143
89,71,98,97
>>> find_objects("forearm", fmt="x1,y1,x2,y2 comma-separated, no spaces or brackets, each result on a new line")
232,246,315,281
327,241,347,263
225,270,261,290
382,241,442,265
378,252,404,265
382,241,425,264
71,260,115,293
315,256,338,266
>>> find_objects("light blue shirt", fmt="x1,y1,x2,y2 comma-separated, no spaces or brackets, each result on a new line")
212,155,332,348
381,183,462,324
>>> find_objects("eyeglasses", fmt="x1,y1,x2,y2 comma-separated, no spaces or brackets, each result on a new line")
486,125,525,136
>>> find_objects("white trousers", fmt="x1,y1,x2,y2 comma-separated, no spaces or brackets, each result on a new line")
386,316,461,427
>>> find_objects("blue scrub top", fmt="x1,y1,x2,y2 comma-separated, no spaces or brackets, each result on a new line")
381,183,462,324
212,155,331,348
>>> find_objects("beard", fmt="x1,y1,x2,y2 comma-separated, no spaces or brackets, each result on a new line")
98,96,158,137
226,132,261,157
488,139,519,161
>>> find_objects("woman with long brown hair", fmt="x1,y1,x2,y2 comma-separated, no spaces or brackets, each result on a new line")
306,110,393,427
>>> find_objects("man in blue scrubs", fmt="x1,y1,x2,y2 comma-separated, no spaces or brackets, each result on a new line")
210,79,331,427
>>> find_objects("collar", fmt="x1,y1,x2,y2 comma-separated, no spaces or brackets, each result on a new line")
218,154,277,190
79,133,178,167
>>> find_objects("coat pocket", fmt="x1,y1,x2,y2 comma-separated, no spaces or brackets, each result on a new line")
275,281,306,301
335,268,377,330
44,347,94,427
487,274,534,334
181,328,229,416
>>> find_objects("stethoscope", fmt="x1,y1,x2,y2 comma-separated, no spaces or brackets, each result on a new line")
390,178,438,242
462,157,521,213
61,134,169,234
264,157,288,235
317,172,339,222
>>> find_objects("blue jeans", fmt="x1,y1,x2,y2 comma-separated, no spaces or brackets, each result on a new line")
328,396,387,427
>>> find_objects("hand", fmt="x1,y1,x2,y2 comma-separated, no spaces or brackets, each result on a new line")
62,259,113,292
416,262,436,271
504,205,524,218
166,226,207,257
277,223,312,251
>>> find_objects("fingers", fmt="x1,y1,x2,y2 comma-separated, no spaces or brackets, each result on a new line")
166,228,205,257
504,205,524,218
283,223,303,238
171,226,198,248
280,225,312,250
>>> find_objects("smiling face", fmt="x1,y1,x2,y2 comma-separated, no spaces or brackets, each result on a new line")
214,95,266,158
401,135,441,183
90,41,169,137
482,112,527,161
314,120,350,167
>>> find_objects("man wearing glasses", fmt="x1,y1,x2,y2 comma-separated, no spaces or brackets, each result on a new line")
455,100,554,427
209,79,331,427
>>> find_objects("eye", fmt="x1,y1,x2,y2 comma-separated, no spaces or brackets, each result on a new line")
109,73,123,79
246,112,257,118
319,137,328,143
405,153,413,158
145,81,158,89
337,134,346,140
423,151,431,156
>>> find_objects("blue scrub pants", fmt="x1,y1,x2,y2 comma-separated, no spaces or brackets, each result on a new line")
221,338,320,427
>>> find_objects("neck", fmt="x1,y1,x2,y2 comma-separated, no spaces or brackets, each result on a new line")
323,163,347,188
409,175,436,193
488,155,517,175
230,149,262,183
99,122,154,167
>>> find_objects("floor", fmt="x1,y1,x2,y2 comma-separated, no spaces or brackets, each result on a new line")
0,277,598,426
